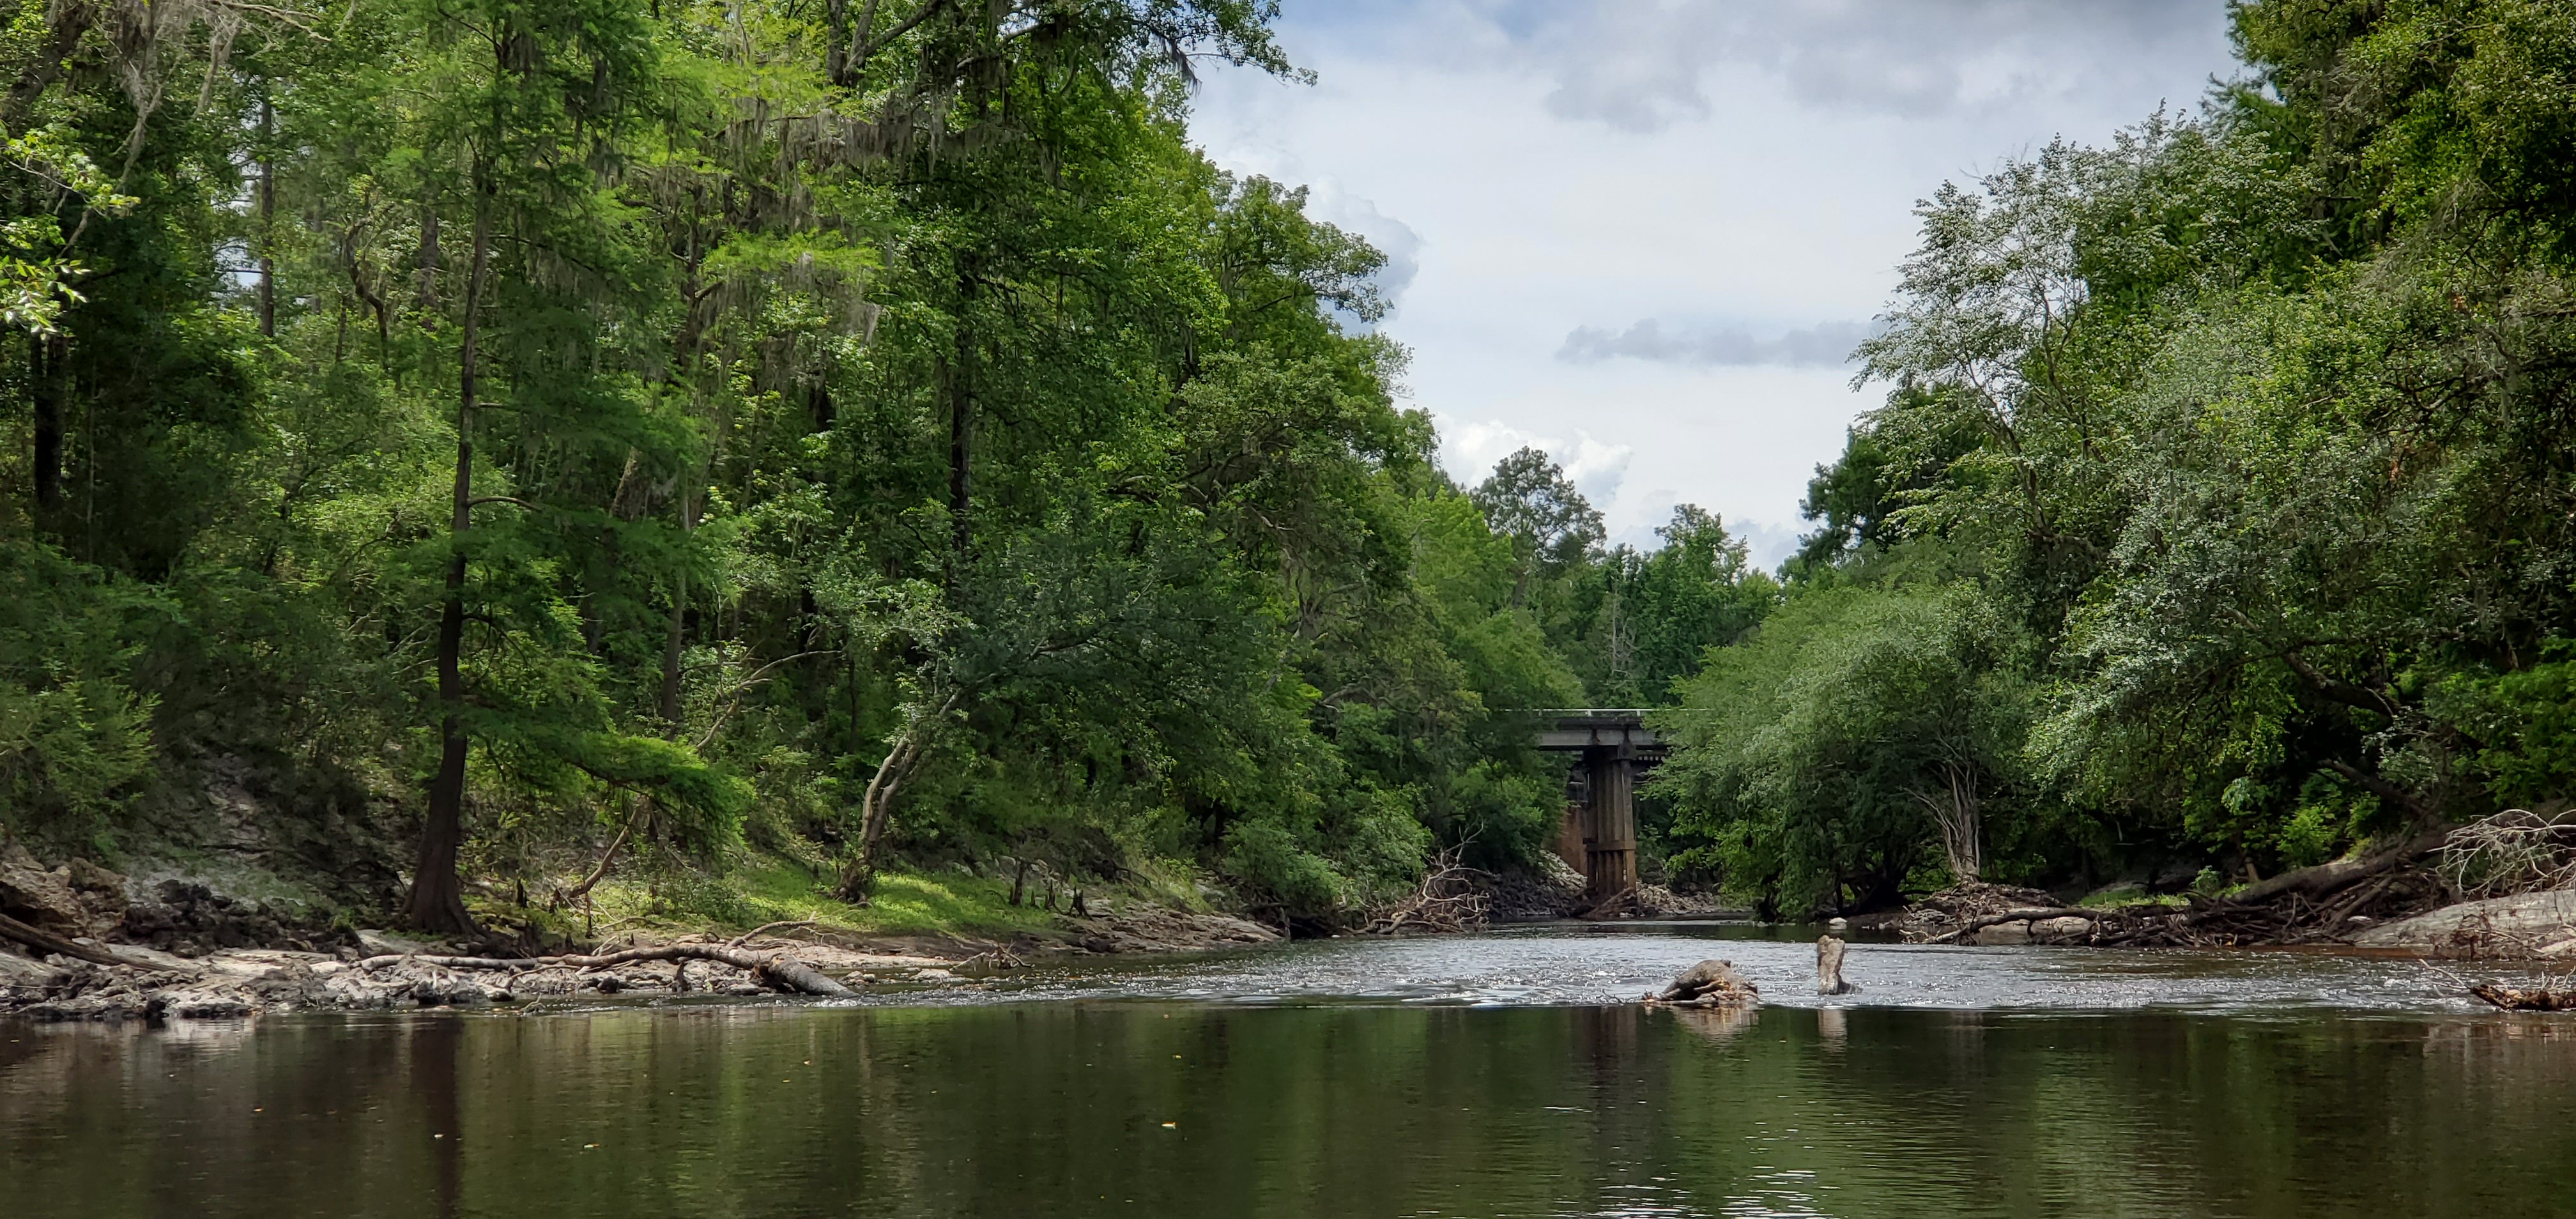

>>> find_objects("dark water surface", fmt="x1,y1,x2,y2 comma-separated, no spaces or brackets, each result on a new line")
6,923,2575,1218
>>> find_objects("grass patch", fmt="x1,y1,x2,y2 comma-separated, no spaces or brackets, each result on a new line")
551,848,1062,943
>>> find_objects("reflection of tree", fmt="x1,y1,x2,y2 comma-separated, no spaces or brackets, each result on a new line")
408,1017,463,1219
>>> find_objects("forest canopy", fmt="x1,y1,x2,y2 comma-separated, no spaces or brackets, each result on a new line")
0,0,1772,933
6,0,2572,933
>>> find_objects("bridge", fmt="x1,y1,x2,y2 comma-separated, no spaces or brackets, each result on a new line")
1533,710,1665,905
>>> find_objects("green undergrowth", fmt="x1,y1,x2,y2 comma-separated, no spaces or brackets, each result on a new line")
562,862,1057,944
462,843,1238,946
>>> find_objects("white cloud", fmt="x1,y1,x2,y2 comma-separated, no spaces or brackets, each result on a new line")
1439,416,1634,507
1494,0,2233,132
1319,193,1423,319
1560,319,1873,369
1728,518,1807,573
1195,0,2237,544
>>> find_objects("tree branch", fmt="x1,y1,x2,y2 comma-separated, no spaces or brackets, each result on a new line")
843,0,943,84
2280,648,2401,719
2321,758,2431,821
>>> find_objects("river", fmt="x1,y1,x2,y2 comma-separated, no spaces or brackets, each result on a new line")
5,921,2573,1217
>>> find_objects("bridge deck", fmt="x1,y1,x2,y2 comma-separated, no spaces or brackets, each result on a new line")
1532,709,1663,753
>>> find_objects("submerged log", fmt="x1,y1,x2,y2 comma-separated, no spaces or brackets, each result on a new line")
355,943,854,997
1816,935,1856,995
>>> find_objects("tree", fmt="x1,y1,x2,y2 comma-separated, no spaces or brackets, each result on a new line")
1659,585,2028,912
1470,447,1603,606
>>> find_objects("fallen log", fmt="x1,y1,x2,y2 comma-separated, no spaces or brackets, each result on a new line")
355,944,854,997
2228,829,2449,906
0,910,195,973
1924,907,2101,945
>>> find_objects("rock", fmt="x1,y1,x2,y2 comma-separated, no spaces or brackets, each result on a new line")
0,948,60,988
1974,919,2032,945
0,843,93,933
2033,916,2094,942
116,881,356,956
1815,935,1857,995
65,859,127,905
1650,958,1759,1006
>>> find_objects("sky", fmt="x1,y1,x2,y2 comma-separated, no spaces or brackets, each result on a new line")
1190,0,2243,567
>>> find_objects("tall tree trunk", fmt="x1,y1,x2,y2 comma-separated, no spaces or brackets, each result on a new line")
825,0,848,85
946,270,974,581
257,97,275,338
29,332,61,512
411,201,491,937
657,260,709,728
658,565,688,725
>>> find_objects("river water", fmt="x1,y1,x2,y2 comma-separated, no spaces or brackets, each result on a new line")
6,921,2574,1217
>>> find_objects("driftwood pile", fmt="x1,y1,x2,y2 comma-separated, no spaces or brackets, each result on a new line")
1899,830,2464,948
1363,850,1490,935
2440,810,2576,898
353,932,854,997
3,919,881,1020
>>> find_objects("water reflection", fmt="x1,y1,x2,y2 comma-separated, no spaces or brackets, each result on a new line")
6,995,2574,1218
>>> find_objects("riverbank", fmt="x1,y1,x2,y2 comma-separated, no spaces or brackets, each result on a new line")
1884,877,2576,960
0,847,1739,1021
0,899,1292,1022
0,836,1303,1021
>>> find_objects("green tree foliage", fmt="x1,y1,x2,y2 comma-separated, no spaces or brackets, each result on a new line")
0,0,1688,930
1659,586,2028,915
1560,505,1778,709
1666,0,2576,905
